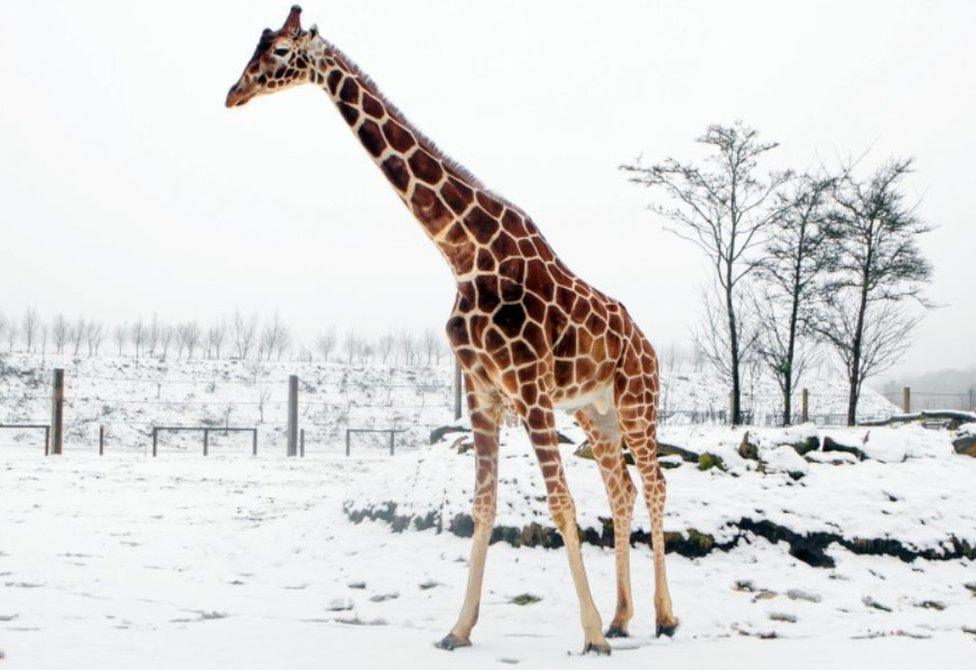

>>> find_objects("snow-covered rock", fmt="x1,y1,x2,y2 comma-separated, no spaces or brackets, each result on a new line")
345,423,976,566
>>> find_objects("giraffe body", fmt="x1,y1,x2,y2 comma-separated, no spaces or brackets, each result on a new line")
227,6,678,653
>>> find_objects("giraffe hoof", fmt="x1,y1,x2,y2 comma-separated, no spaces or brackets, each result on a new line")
582,641,612,655
604,625,630,638
656,618,680,638
435,633,471,651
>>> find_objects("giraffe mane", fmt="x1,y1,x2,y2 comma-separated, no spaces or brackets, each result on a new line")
323,40,527,218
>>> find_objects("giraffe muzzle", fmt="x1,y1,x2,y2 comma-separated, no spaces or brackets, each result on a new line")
225,82,254,108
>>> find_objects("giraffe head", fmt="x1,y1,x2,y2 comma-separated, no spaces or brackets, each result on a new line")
225,5,317,108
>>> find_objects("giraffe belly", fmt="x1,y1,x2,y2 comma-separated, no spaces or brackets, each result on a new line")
553,384,614,415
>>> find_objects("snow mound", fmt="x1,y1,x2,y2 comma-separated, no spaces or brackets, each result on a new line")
345,423,976,566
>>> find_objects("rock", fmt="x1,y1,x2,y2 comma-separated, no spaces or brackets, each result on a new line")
862,596,892,612
347,581,366,590
510,593,542,606
916,600,945,611
769,612,797,623
786,589,822,603
369,592,399,603
658,442,700,463
761,446,809,480
963,626,976,636
953,430,976,457
698,452,726,472
335,616,388,626
753,590,778,601
823,436,867,461
429,424,469,445
860,430,907,463
734,579,756,592
574,440,698,466
738,432,759,461
326,598,354,612
449,436,473,454
964,582,976,596
418,580,441,590
792,435,821,456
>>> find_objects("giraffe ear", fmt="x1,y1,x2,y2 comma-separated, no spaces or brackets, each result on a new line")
282,5,303,36
309,24,318,38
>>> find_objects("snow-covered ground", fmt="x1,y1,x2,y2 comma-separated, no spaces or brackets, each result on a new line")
1,442,974,669
1,355,970,668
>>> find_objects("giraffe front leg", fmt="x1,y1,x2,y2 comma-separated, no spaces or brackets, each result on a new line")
436,385,501,651
576,407,636,638
522,395,610,655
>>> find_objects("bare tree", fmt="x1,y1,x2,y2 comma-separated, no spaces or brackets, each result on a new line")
753,174,834,425
343,331,361,365
422,329,440,365
39,322,49,358
397,331,417,366
377,331,396,364
207,320,227,360
131,318,146,360
22,308,39,353
257,387,272,423
231,310,258,360
146,315,162,356
622,122,790,424
113,323,128,357
814,158,932,425
259,313,290,361
4,320,18,352
316,329,336,362
183,321,201,359
158,325,174,360
50,314,69,354
85,321,105,356
70,318,86,356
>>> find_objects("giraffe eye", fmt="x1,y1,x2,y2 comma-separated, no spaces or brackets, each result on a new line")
273,47,290,57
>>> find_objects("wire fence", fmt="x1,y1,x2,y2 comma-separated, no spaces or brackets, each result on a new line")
2,359,972,457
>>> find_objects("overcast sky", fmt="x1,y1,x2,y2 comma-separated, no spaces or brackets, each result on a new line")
2,1,974,377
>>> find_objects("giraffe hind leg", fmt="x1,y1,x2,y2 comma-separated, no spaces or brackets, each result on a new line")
614,359,678,636
575,405,637,638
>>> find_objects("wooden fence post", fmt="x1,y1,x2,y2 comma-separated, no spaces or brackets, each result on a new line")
99,425,105,456
287,375,299,457
389,430,395,456
801,388,809,424
299,428,305,458
203,428,210,456
902,386,911,414
345,429,351,457
50,368,65,456
152,427,158,457
252,429,258,456
454,362,463,421
969,388,975,412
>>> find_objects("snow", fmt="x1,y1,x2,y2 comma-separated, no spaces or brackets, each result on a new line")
1,450,974,669
1,355,972,667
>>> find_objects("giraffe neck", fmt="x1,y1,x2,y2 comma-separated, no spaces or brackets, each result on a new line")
307,37,550,280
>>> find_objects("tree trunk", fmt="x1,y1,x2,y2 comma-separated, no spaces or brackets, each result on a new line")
847,268,871,426
725,264,741,426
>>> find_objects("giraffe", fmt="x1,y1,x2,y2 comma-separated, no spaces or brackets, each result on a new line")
226,6,678,654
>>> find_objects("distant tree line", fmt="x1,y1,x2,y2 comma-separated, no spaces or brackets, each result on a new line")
0,308,451,367
623,122,932,426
